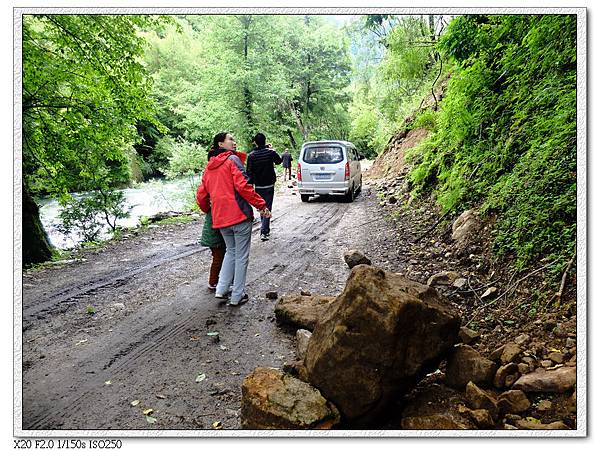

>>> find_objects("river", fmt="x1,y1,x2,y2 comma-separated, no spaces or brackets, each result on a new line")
38,176,201,249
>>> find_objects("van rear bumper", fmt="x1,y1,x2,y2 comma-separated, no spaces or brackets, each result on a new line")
298,181,349,196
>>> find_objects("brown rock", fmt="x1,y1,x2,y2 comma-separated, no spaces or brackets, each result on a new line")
489,345,506,361
497,390,530,414
500,342,522,364
401,414,471,430
536,399,552,412
446,344,497,389
548,352,565,364
505,374,519,387
305,265,461,424
427,271,459,287
517,363,530,374
514,419,569,430
541,360,554,368
468,409,495,429
493,363,519,389
265,291,279,300
343,250,371,269
459,327,481,345
274,295,337,331
513,334,530,346
512,367,576,393
465,382,499,420
241,367,340,429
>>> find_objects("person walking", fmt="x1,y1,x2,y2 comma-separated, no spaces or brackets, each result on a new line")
196,132,271,306
199,209,225,292
281,148,293,181
245,133,282,241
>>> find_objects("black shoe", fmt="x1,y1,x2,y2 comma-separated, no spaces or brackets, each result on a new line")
260,234,269,241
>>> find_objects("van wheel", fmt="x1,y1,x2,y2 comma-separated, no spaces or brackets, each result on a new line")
356,178,362,195
344,185,355,203
300,194,310,202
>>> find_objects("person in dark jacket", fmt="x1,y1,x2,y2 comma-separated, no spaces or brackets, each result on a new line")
246,133,282,241
199,209,225,291
281,148,293,181
196,132,271,306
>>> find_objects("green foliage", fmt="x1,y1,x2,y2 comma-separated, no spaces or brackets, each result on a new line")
408,15,577,267
57,190,131,243
347,15,443,156
158,137,208,178
142,15,352,157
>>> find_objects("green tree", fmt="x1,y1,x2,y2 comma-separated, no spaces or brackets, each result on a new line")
22,14,165,264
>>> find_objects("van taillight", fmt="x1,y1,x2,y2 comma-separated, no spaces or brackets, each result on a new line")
297,163,302,181
344,162,350,180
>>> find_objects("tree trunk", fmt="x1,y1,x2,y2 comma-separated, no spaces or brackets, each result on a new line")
22,183,53,266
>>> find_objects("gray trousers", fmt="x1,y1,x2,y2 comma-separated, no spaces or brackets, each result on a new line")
216,219,253,303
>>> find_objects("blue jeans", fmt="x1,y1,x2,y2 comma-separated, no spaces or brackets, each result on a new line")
255,186,274,235
216,219,253,303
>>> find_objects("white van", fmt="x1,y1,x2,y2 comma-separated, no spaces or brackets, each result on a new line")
297,140,363,202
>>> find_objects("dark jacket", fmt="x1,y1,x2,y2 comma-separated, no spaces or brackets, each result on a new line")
281,151,293,168
196,151,267,228
246,146,282,187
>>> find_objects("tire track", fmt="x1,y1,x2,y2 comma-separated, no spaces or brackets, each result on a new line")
23,195,344,430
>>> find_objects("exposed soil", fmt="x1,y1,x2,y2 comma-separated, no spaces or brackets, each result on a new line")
22,176,404,431
21,156,577,431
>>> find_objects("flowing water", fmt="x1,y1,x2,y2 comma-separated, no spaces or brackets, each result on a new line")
38,176,201,249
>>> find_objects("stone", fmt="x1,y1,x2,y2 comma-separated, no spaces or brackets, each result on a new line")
274,295,337,331
489,345,506,361
505,374,519,387
541,360,553,368
567,391,577,414
548,352,565,364
300,290,312,296
453,278,468,289
296,329,312,361
445,344,497,389
265,291,279,300
304,265,461,425
401,414,471,430
493,363,519,389
458,327,481,345
427,271,460,287
513,334,530,346
111,302,125,309
481,287,498,299
452,209,482,250
536,400,553,412
465,382,499,420
518,363,530,375
566,337,576,348
343,250,371,269
497,390,530,414
512,367,576,393
241,367,340,429
468,409,495,429
500,342,522,364
514,419,569,430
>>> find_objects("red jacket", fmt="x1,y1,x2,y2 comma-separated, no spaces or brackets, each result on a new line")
196,151,267,228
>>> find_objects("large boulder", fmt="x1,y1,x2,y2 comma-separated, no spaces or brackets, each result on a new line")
304,265,461,424
512,367,576,393
445,344,497,389
274,295,337,331
241,367,340,429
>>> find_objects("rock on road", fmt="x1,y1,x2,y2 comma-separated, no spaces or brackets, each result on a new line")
20,180,392,431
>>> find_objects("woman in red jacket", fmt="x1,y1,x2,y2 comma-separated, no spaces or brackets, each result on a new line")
196,132,271,306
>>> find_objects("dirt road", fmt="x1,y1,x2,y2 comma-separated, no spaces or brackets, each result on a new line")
20,181,398,431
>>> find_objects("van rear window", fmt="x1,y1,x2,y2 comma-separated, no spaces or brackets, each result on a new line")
302,146,344,164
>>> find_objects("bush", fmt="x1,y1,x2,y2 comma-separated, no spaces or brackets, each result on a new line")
156,136,208,178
